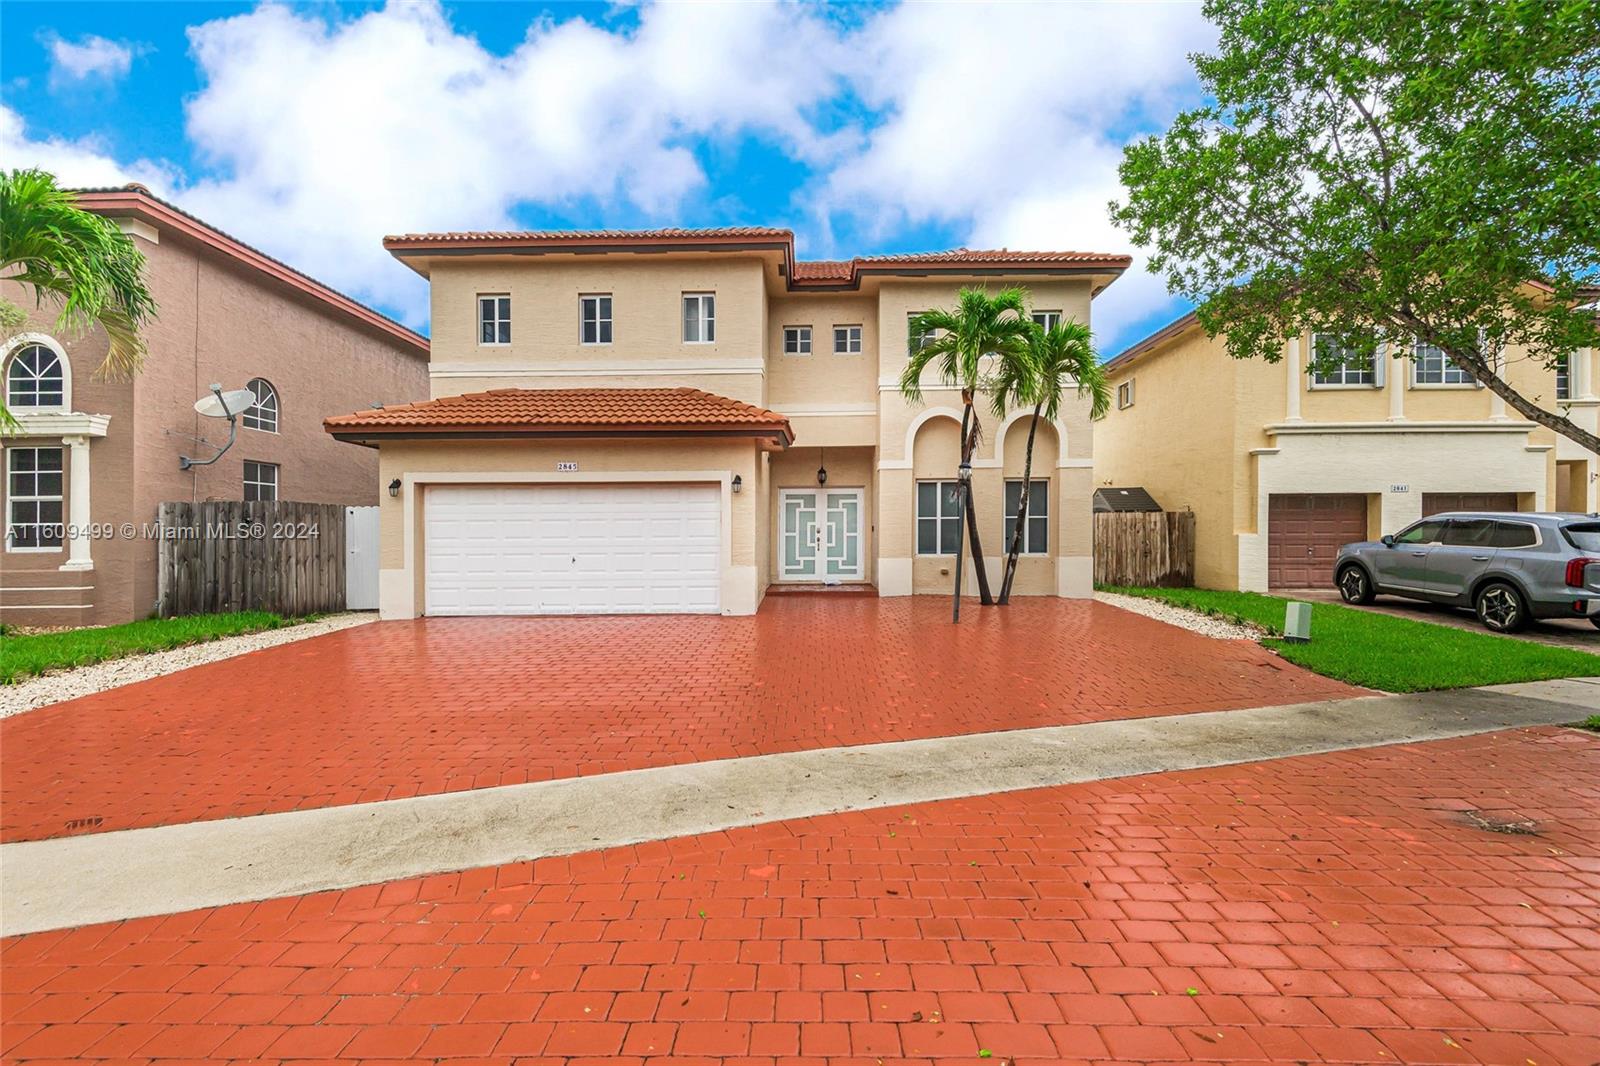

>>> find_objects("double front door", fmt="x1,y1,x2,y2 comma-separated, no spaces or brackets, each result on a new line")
780,488,864,582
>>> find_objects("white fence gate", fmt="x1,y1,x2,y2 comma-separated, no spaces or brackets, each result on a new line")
345,506,381,610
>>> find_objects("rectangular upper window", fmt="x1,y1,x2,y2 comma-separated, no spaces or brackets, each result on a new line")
683,293,716,343
783,326,811,355
916,480,962,556
1310,333,1377,387
1412,341,1472,386
5,446,63,551
478,294,511,345
244,460,279,502
1032,310,1062,331
580,294,613,345
1557,353,1571,400
833,325,863,355
1116,380,1135,409
909,314,935,354
1004,479,1049,554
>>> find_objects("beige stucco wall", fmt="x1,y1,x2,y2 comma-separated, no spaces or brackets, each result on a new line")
1100,323,1578,591
1,226,427,626
425,255,769,405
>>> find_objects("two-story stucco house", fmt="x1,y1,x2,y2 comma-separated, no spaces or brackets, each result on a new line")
1,186,430,626
324,229,1129,617
1097,309,1597,591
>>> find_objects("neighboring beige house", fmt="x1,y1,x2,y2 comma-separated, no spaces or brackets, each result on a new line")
1097,309,1596,591
325,229,1129,618
1,186,430,627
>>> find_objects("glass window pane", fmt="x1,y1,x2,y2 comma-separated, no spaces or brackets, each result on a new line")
917,519,936,555
1029,516,1048,552
941,516,960,554
917,481,936,518
1005,480,1021,515
683,298,698,341
37,471,62,497
599,320,612,344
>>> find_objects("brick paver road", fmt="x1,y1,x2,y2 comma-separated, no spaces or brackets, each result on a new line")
5,725,1596,1064
0,599,1357,843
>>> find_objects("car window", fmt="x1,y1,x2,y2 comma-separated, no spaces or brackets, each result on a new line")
1491,521,1538,549
1442,519,1496,547
1562,523,1600,552
1394,519,1446,544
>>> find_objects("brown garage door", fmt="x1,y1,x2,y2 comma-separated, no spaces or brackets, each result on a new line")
1421,492,1519,516
1268,494,1368,588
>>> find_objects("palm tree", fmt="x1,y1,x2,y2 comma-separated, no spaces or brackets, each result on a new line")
991,317,1109,604
1,168,157,430
901,287,1035,615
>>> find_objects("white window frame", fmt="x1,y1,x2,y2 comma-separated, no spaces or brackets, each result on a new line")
833,324,863,355
243,460,279,502
683,293,716,344
783,326,812,355
1004,479,1049,555
1556,353,1571,401
478,294,511,346
3,334,70,413
909,314,935,354
242,378,279,432
580,294,613,346
1410,340,1474,388
5,446,65,552
1116,380,1135,410
1032,310,1063,331
1309,333,1378,388
915,479,963,556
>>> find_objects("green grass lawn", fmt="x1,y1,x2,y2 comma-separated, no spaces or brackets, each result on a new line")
0,612,303,684
1103,586,1600,692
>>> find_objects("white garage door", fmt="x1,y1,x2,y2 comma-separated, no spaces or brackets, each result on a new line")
424,483,721,615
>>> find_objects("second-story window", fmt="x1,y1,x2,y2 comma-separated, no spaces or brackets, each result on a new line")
1032,310,1062,331
1117,380,1135,409
1412,341,1472,386
1310,333,1376,387
909,314,935,353
683,293,715,344
479,294,511,345
834,325,862,355
580,294,613,345
783,326,811,355
1557,353,1572,400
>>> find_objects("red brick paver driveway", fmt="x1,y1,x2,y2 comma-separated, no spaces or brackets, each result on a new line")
4,726,1596,1064
1,599,1357,843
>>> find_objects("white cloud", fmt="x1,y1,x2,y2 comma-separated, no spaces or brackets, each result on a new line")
815,1,1215,349
45,33,141,89
4,0,1210,344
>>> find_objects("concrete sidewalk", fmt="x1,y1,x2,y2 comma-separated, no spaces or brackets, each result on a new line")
4,677,1597,936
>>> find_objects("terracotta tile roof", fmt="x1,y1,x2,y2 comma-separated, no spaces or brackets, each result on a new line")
72,185,428,354
325,387,792,444
383,227,1131,292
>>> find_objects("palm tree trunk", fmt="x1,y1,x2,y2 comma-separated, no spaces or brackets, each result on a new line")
960,401,994,606
951,404,971,622
998,405,1042,604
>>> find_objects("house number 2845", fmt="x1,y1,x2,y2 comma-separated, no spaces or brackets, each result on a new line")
556,461,579,472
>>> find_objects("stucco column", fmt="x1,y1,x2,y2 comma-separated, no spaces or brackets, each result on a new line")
1387,342,1406,421
1578,347,1596,401
60,435,93,571
1284,337,1303,421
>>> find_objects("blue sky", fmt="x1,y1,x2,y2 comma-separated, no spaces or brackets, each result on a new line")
1,0,1214,354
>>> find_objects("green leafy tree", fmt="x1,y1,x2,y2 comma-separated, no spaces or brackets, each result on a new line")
1112,0,1600,450
991,318,1109,604
901,287,1034,610
1,168,158,429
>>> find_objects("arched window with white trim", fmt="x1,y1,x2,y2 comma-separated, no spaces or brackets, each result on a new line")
4,337,69,411
243,378,279,432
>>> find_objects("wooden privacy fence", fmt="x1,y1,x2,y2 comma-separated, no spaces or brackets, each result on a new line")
1094,511,1196,588
157,501,347,617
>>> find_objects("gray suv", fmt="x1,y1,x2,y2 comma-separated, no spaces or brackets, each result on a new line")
1333,512,1600,633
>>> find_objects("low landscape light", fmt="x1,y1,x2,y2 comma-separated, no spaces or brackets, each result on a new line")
1284,600,1312,643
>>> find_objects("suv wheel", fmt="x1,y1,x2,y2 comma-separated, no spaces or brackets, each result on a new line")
1337,564,1375,605
1475,581,1528,633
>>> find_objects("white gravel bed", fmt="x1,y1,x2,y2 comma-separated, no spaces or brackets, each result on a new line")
1,613,376,718
1095,590,1265,641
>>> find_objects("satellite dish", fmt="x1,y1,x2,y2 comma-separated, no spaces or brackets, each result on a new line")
195,388,255,419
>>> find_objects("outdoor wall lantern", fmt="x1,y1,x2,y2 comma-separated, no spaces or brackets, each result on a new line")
731,474,743,494
957,458,973,482
816,448,828,485
388,478,402,498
